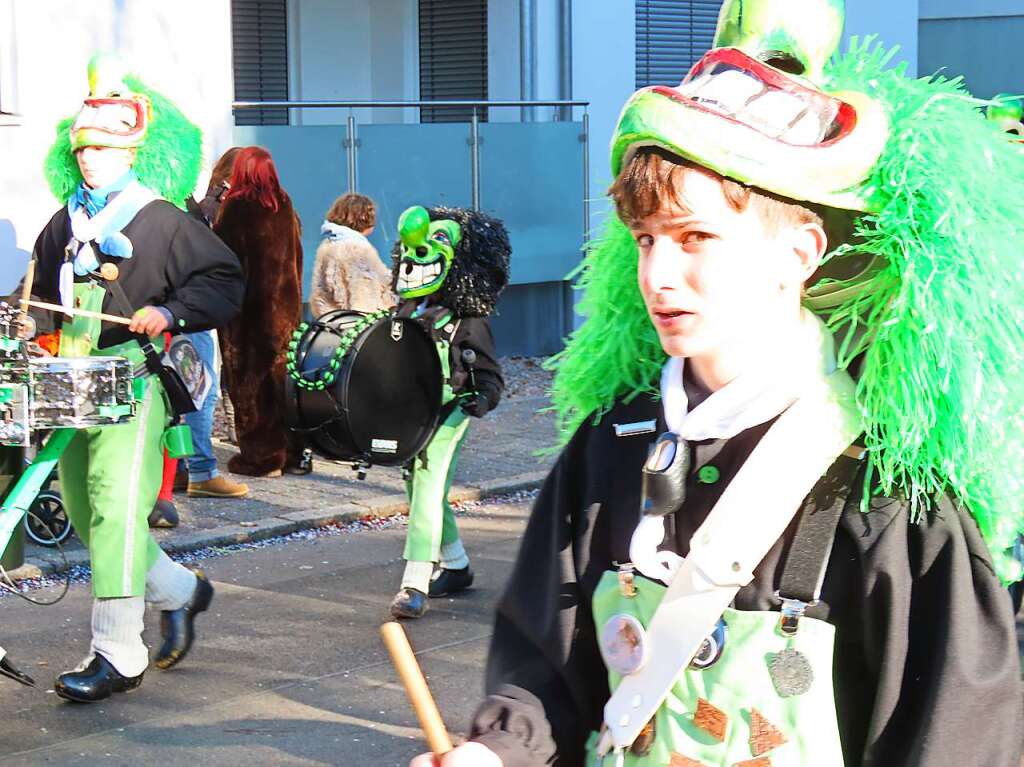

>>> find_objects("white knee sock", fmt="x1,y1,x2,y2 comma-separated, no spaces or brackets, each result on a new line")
439,540,470,571
145,549,197,611
90,597,148,677
401,560,435,593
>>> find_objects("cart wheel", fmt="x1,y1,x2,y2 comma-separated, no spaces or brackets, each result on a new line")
25,490,72,547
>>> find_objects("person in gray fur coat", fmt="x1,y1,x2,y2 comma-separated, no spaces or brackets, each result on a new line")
308,193,394,317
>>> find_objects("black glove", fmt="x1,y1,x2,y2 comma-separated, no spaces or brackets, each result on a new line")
459,391,491,418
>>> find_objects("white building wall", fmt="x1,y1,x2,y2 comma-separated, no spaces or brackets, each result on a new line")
571,0,636,234
487,0,521,122
287,0,417,126
0,0,233,293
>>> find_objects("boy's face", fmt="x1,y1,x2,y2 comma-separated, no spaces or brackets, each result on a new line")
75,146,135,190
632,167,823,361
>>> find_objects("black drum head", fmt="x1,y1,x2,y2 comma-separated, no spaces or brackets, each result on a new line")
343,317,442,465
286,312,443,466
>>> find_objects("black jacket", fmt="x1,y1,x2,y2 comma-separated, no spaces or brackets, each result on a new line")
470,392,1023,766
397,301,504,414
26,200,244,348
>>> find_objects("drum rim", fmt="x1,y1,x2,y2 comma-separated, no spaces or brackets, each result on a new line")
29,355,133,369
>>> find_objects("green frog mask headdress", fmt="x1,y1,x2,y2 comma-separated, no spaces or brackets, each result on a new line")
69,54,152,152
44,53,203,209
553,0,1024,582
612,0,888,212
391,206,511,317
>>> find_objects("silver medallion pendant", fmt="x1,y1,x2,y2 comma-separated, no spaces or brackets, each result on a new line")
599,613,649,676
767,647,814,698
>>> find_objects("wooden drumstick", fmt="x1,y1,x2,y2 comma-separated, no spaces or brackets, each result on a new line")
380,621,454,756
18,259,35,323
24,299,132,326
99,262,120,281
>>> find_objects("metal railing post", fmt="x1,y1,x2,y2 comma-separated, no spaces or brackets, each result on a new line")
470,108,481,211
345,114,357,192
582,110,590,243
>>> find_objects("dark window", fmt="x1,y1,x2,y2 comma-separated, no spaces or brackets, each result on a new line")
419,0,488,123
231,0,289,126
635,0,724,88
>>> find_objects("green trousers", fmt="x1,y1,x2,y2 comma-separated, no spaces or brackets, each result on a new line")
402,408,470,563
58,379,165,598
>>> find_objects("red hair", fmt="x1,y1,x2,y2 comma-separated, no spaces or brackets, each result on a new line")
223,146,284,212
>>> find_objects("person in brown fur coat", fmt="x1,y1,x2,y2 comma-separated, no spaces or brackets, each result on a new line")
214,146,307,477
308,193,394,317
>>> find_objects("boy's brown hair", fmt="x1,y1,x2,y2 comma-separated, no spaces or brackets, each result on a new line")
609,146,825,234
326,193,377,232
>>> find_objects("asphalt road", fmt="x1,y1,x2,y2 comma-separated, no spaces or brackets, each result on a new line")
2,499,1022,767
0,500,531,766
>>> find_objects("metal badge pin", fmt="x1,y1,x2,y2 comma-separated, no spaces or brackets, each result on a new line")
688,617,727,670
613,419,657,437
767,594,815,697
767,646,814,698
615,562,637,598
629,718,656,756
599,613,649,676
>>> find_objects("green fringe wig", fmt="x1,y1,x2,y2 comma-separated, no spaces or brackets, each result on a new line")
43,74,202,209
550,38,1024,582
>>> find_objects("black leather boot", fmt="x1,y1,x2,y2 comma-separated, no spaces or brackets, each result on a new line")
428,566,474,597
54,655,143,702
154,571,214,670
148,499,179,529
390,587,429,619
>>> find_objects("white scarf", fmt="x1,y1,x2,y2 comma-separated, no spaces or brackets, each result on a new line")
630,310,840,581
61,180,159,310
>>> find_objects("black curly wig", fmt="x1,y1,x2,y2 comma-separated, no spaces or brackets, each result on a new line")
391,206,511,317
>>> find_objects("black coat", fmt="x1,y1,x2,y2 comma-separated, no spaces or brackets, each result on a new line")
470,391,1023,766
27,200,244,348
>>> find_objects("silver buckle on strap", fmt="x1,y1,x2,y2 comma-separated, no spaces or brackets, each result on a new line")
775,591,817,636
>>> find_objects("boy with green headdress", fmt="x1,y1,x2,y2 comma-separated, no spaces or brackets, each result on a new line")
412,1,1023,765
17,54,244,702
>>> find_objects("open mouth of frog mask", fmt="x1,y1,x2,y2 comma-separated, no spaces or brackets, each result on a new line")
611,0,890,212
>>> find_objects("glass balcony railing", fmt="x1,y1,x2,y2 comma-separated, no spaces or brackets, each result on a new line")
231,100,590,297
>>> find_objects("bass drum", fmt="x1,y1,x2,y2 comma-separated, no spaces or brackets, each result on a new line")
285,310,443,467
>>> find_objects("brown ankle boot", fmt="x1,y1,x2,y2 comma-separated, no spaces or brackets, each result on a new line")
187,476,249,498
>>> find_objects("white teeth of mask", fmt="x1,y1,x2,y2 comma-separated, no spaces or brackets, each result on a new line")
398,261,444,290
691,69,764,111
743,90,811,135
784,109,826,144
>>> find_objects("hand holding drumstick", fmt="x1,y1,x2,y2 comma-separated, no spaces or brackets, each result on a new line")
22,300,168,338
379,622,504,767
408,743,502,767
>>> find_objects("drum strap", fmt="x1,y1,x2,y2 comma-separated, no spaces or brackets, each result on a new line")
102,276,196,417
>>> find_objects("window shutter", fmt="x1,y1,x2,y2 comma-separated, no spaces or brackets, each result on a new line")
419,0,488,123
231,0,289,126
635,0,724,89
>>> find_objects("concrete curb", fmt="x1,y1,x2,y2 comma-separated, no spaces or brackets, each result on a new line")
18,470,548,581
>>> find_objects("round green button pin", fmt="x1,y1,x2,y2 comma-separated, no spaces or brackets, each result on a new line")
698,465,720,484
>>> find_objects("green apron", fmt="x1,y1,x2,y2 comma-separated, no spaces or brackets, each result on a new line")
587,571,845,766
402,310,470,563
57,281,166,598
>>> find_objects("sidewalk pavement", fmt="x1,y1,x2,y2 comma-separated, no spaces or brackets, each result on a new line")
18,395,557,578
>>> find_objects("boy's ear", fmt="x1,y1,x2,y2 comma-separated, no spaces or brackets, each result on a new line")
787,222,828,286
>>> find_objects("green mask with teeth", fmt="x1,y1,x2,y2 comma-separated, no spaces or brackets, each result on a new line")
395,205,462,299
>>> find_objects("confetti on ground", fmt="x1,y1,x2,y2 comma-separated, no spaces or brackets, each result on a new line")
0,492,537,597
